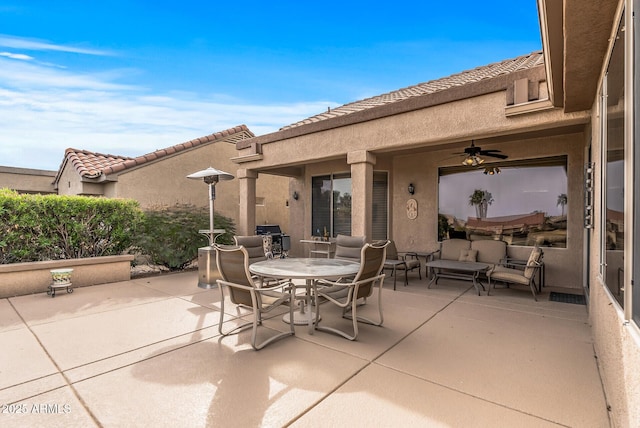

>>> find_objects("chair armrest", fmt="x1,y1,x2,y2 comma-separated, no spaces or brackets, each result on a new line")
401,251,420,261
218,279,291,294
317,274,385,290
316,278,350,288
254,277,293,291
255,280,294,293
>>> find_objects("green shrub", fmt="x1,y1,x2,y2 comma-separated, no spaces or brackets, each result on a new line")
0,189,143,263
134,204,235,270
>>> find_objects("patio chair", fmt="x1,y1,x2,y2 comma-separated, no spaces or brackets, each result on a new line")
383,240,421,290
314,241,389,340
233,235,271,263
215,244,295,350
333,234,366,262
487,246,543,301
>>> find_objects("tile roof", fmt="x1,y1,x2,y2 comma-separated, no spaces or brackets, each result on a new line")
57,125,254,181
280,51,544,131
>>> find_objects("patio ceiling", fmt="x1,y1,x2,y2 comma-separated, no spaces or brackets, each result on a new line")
539,0,620,112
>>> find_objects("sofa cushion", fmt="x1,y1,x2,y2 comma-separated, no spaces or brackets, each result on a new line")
524,247,543,278
490,266,530,285
458,249,478,262
440,239,471,261
471,240,507,265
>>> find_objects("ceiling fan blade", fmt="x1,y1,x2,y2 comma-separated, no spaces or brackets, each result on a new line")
485,153,509,159
479,149,502,154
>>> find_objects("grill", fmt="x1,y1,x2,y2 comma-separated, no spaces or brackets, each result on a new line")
256,224,290,258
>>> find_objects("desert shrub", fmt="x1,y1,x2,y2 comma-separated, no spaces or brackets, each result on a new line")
134,204,235,270
0,189,143,263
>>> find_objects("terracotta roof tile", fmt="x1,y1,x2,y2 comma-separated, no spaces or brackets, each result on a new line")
57,124,253,180
280,51,544,131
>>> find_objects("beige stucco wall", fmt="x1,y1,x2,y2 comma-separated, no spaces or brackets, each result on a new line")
0,166,56,194
390,132,586,289
57,163,101,196
0,255,134,298
104,141,290,233
240,92,589,171
587,85,640,428
244,86,589,290
283,132,586,288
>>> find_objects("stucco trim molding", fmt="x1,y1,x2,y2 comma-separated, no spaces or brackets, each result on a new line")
347,150,376,165
231,153,264,163
505,98,555,116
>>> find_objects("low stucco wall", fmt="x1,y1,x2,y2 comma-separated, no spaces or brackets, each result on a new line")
0,255,134,298
589,279,640,428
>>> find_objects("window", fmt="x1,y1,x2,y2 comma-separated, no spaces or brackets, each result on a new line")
311,172,388,239
602,11,625,308
311,173,351,238
438,157,568,246
371,171,389,240
311,175,333,238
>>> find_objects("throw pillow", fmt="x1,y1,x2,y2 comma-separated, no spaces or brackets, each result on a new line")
458,249,478,262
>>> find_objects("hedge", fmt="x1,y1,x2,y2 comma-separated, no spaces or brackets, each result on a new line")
0,189,143,263
1,190,237,271
134,204,235,270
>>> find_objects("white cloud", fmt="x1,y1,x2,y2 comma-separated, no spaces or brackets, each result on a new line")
0,58,136,91
0,51,33,61
0,57,330,171
0,34,112,56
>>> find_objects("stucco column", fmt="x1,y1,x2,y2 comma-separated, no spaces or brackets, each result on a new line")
347,150,376,240
237,169,258,236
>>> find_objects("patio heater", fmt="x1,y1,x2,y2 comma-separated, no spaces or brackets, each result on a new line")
187,166,234,288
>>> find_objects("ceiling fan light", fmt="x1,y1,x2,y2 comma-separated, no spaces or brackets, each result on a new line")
483,166,501,175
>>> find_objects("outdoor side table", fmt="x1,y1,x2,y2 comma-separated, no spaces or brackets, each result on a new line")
407,250,439,279
300,239,335,258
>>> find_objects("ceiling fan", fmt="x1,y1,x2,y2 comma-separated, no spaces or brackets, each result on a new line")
455,140,508,166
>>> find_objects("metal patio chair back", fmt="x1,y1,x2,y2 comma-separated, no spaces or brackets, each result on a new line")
314,241,389,340
215,244,294,350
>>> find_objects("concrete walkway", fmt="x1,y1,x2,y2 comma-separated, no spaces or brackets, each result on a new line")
1,271,610,427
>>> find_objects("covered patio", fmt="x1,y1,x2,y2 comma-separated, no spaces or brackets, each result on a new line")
1,272,609,427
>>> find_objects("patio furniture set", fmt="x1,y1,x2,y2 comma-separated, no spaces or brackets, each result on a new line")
214,234,544,350
428,238,544,300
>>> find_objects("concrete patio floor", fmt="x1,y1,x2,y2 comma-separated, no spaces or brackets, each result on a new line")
1,270,610,427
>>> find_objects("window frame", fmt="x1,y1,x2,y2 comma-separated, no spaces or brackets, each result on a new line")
437,156,569,247
310,171,388,240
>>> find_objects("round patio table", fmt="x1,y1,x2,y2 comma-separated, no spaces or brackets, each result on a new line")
249,258,360,329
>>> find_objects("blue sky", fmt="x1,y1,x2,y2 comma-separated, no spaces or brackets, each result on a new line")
0,1,541,171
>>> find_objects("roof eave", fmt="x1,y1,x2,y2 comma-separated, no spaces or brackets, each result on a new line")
537,0,564,108
561,0,620,112
238,65,546,149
